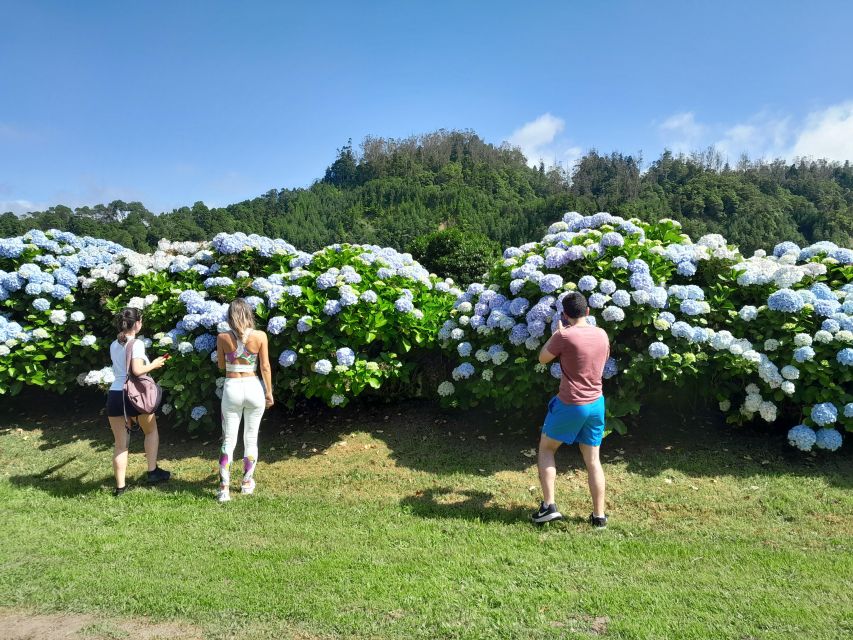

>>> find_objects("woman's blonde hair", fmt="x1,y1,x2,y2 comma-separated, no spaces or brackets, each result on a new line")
227,298,255,343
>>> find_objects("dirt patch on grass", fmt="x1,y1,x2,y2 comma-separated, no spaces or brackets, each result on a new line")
0,610,203,640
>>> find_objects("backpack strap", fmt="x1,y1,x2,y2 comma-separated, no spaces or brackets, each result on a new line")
123,338,136,432
124,338,136,381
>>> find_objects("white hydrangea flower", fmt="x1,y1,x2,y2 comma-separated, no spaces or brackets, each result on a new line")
814,330,833,344
836,330,853,343
793,333,812,347
781,365,799,380
437,381,455,397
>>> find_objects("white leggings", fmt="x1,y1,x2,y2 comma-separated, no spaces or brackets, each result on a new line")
219,376,265,486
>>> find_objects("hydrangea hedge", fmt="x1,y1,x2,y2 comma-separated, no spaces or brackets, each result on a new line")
435,212,852,452
1,214,851,452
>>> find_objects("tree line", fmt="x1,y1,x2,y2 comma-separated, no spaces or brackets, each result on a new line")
3,130,852,269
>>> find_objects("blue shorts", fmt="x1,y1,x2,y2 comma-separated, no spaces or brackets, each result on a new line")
542,395,605,446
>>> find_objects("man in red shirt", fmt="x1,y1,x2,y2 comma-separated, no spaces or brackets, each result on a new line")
531,291,611,528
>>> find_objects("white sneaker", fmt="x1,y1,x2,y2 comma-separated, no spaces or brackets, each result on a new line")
217,487,231,503
241,478,256,495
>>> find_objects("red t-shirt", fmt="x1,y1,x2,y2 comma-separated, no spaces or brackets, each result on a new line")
546,325,610,405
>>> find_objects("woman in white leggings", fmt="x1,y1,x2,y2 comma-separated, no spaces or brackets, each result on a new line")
215,299,273,502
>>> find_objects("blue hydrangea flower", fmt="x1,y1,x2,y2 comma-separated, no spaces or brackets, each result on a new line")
190,406,208,421
738,306,758,321
649,287,668,308
193,333,217,353
670,321,692,340
599,279,616,295
508,323,530,345
539,274,563,294
203,276,234,288
588,293,607,309
395,297,414,313
815,428,843,451
810,283,834,301
837,348,853,366
649,342,670,359
629,272,654,292
676,261,696,277
578,275,597,292
508,298,530,317
297,316,312,332
339,287,359,307
278,350,297,367
603,357,618,379
611,290,630,307
627,259,650,274
602,306,625,322
360,290,378,303
787,424,816,451
316,271,337,290
33,298,50,312
611,256,628,269
768,289,805,313
600,232,624,247
811,402,838,426
50,284,71,300
793,346,815,363
844,403,853,418
773,241,800,257
452,362,476,380
267,316,287,335
323,299,342,316
814,299,841,317
313,359,332,375
831,248,853,264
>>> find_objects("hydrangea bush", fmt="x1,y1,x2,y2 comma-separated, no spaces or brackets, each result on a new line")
75,232,457,427
1,216,850,452
437,212,852,448
0,230,122,394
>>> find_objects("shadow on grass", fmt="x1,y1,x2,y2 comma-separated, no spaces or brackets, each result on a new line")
399,487,534,524
7,455,217,498
4,390,852,489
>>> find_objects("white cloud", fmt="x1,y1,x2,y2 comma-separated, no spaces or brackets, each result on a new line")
658,112,706,153
506,113,582,170
0,199,44,215
657,102,853,163
714,113,792,161
790,101,853,161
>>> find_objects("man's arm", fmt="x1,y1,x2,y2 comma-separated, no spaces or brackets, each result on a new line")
538,317,565,364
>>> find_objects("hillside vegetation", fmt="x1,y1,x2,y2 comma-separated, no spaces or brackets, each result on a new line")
2,131,852,256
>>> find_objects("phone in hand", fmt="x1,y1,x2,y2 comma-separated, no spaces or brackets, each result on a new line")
161,353,171,360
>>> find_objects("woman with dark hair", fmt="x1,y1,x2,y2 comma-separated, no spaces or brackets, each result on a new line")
107,307,170,496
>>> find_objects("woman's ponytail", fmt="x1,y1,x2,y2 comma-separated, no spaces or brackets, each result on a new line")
115,307,142,344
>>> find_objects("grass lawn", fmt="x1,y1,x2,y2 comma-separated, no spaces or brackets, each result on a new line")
0,396,851,639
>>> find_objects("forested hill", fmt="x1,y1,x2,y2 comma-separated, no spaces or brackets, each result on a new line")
2,130,852,256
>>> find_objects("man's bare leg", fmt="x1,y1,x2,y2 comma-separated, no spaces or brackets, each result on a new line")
579,443,605,516
537,433,563,505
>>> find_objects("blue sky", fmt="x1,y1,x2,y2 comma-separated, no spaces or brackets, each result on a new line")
2,0,852,214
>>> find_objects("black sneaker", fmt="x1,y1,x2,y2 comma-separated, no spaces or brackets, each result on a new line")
589,513,608,528
146,466,171,484
531,501,563,524
113,485,127,497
